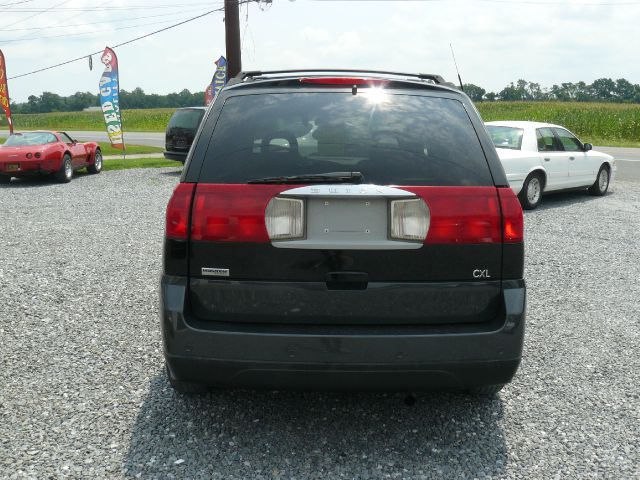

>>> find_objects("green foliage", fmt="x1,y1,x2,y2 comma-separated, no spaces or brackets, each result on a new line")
102,157,178,171
477,101,640,143
5,109,175,132
10,88,205,114
492,78,640,102
463,84,486,102
97,142,163,156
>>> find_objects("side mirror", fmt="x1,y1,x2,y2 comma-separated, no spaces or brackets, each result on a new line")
583,143,593,152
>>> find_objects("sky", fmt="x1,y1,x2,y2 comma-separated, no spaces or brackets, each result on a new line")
1,0,639,102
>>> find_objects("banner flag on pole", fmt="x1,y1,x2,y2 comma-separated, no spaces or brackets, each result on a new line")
205,56,228,106
0,49,14,135
98,47,124,150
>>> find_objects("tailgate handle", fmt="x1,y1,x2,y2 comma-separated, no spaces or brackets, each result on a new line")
325,271,369,290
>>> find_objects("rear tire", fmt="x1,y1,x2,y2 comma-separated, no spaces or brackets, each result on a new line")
87,149,103,174
588,165,610,196
0,175,10,184
467,384,505,396
518,172,544,210
54,154,73,183
166,364,208,394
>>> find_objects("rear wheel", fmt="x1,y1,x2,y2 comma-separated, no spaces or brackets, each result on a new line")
165,364,208,394
0,175,10,184
588,165,610,196
518,172,544,210
54,154,73,183
87,149,103,174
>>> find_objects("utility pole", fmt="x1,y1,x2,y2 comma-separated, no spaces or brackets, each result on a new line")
224,0,242,78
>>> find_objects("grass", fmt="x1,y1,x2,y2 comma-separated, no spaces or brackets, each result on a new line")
102,157,178,171
97,142,163,156
3,108,175,132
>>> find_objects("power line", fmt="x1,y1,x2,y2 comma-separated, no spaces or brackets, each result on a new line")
3,0,73,30
0,1,221,11
8,8,225,80
1,0,115,48
0,10,215,45
0,0,35,6
0,5,217,32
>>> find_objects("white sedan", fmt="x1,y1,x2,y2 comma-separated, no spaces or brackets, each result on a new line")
485,121,616,209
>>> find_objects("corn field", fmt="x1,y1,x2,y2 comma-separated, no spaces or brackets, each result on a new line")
6,109,176,132
477,102,640,143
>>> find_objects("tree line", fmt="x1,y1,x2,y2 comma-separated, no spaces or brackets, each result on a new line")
463,78,640,103
10,87,205,114
8,78,640,114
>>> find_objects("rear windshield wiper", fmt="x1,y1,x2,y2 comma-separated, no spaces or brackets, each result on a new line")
247,171,365,184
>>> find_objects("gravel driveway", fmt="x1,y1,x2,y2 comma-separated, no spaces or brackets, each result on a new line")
1,170,638,479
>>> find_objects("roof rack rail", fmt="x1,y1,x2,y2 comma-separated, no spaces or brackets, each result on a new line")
231,69,449,85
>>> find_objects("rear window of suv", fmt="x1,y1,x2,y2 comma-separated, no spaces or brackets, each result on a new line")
168,109,205,130
198,92,493,186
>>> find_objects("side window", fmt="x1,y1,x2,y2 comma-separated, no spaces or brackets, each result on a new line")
59,132,74,144
536,128,560,152
554,128,582,152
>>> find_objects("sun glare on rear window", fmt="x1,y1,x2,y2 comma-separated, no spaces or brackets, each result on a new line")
198,93,492,186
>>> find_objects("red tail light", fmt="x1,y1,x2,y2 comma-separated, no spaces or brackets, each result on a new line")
191,184,291,242
404,187,502,244
165,183,195,240
498,188,524,243
300,77,389,86
186,184,523,245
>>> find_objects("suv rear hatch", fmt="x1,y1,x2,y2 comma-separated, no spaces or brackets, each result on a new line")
175,86,522,326
165,108,205,153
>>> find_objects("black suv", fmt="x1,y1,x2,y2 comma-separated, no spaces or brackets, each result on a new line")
161,70,525,394
163,107,206,163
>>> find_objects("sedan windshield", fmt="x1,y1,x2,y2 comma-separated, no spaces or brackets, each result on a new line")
486,126,524,150
3,132,57,147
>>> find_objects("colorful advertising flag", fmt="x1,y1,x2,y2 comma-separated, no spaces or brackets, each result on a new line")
98,47,124,150
0,49,14,134
204,56,228,106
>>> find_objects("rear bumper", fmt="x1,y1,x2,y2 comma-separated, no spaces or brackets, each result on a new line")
163,150,187,162
161,276,526,391
0,158,61,175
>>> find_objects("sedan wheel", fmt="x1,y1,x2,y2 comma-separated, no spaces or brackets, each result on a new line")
589,166,610,196
518,172,543,210
87,150,103,174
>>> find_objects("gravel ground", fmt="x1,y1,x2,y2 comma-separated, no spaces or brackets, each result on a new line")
0,170,638,479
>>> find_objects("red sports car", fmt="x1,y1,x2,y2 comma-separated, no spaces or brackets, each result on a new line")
0,131,103,183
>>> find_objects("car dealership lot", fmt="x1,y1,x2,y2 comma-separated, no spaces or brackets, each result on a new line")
0,170,638,479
